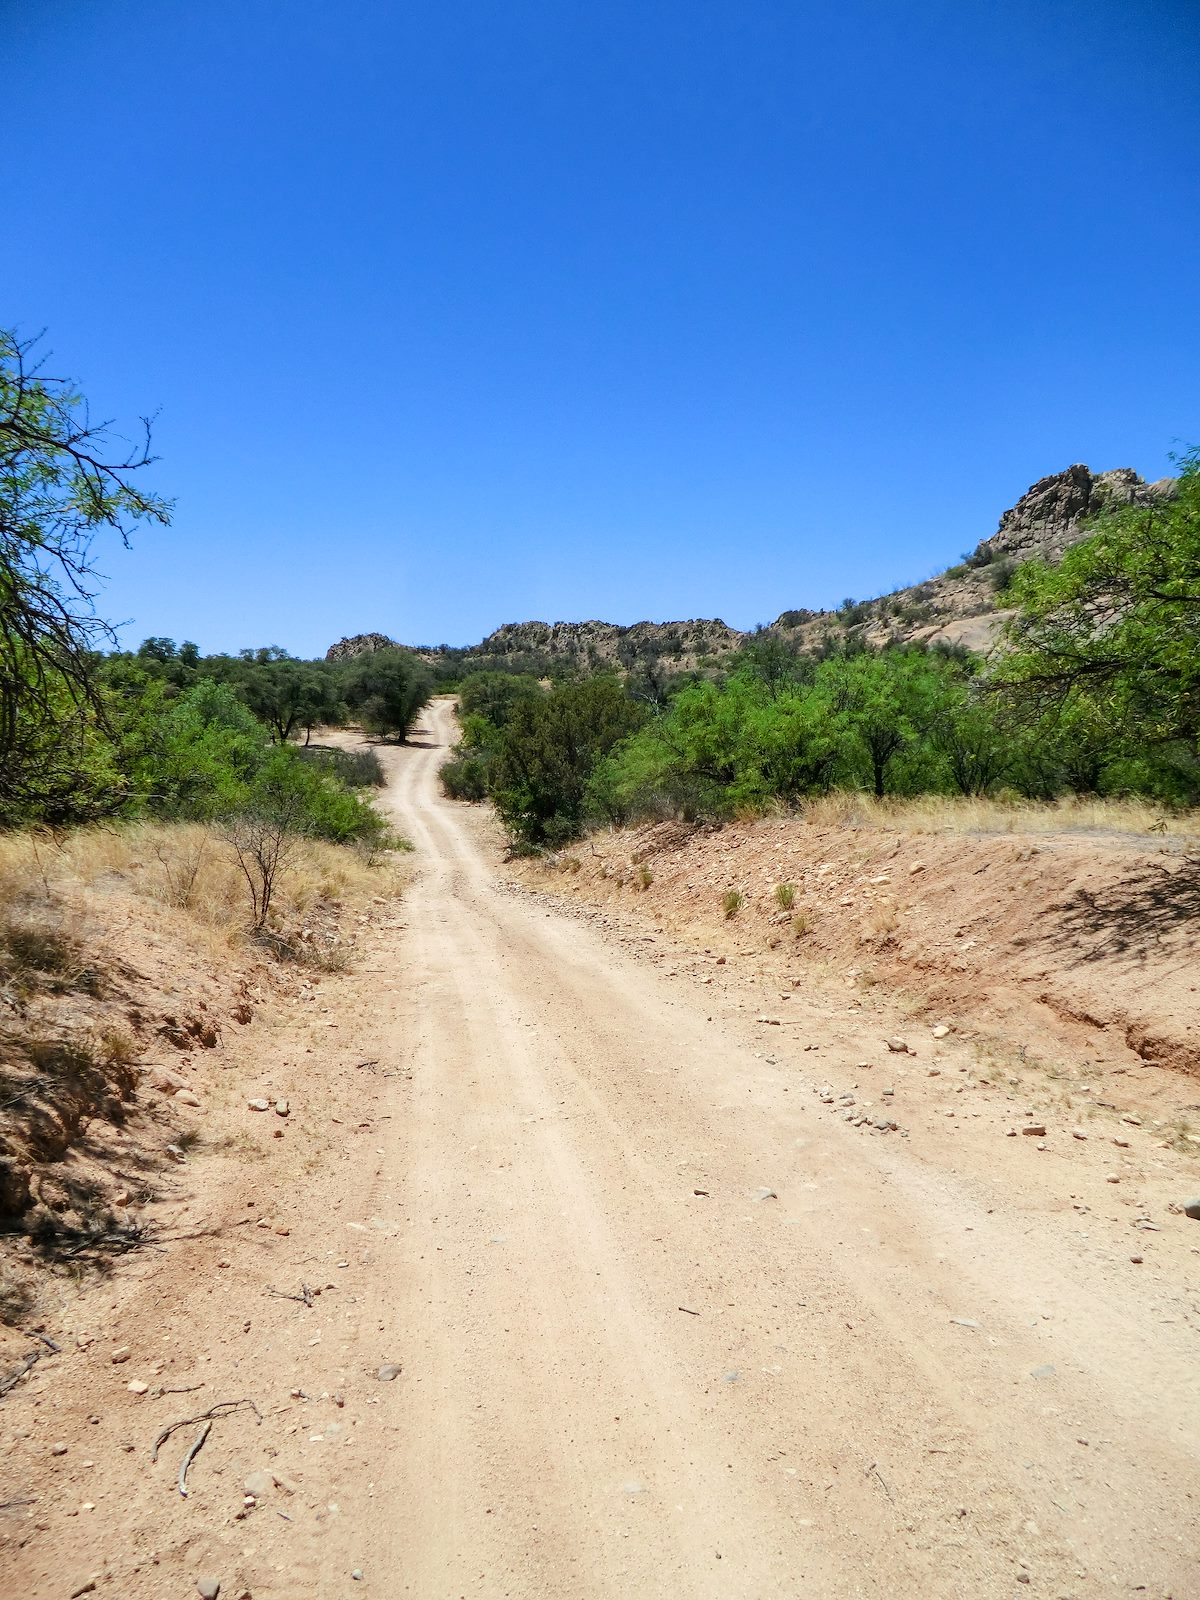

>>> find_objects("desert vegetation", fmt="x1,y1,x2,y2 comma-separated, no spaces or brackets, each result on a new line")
0,329,429,849
0,329,420,1240
0,812,399,1251
443,452,1199,849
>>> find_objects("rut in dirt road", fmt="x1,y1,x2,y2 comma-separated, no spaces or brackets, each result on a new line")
342,697,1199,1599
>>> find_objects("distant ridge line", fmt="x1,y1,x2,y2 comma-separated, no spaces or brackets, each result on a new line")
326,464,1175,667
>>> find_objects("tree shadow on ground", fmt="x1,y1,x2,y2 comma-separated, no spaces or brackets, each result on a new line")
1029,856,1200,971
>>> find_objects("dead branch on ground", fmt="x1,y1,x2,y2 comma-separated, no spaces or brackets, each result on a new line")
150,1397,261,1462
267,1282,313,1307
178,1419,211,1497
0,1350,40,1397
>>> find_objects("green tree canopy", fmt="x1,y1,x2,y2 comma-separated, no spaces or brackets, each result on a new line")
0,329,170,818
491,676,646,845
224,648,344,744
338,647,432,740
999,450,1199,767
457,670,542,737
820,648,948,797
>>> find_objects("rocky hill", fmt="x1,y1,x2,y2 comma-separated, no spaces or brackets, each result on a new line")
780,463,1176,656
325,464,1175,668
470,616,744,671
325,631,399,663
324,618,744,673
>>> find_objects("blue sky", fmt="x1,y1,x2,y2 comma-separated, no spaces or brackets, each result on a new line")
3,1,1197,655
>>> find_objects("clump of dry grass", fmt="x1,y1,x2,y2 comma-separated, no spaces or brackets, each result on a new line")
798,792,1199,839
19,1032,138,1159
95,1023,138,1070
722,888,745,919
864,902,900,943
0,906,96,996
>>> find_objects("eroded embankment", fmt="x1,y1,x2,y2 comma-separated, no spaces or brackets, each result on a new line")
0,823,401,1325
518,809,1200,1085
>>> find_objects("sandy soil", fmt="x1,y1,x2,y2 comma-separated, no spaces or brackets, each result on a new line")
520,801,1200,1111
3,696,1199,1600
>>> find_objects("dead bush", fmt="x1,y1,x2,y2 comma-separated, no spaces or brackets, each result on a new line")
152,829,213,910
219,814,298,930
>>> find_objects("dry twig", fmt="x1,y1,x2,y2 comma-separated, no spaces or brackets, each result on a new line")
178,1419,211,1498
151,1397,261,1462
267,1282,313,1307
0,1351,40,1398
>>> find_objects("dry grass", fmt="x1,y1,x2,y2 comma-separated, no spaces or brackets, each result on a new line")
864,902,900,943
798,792,1200,840
722,888,745,919
0,1266,36,1324
0,822,401,950
0,820,406,1252
0,907,98,997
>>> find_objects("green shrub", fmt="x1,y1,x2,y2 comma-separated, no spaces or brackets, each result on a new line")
440,753,490,801
299,745,386,787
458,672,542,730
113,681,386,846
988,556,1017,593
490,677,647,846
246,748,388,846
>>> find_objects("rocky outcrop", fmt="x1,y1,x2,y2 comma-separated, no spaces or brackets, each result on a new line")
982,465,1174,564
325,632,399,662
770,464,1176,655
476,617,743,670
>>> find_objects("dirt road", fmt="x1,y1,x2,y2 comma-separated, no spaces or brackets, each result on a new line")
5,697,1199,1599
343,698,1200,1598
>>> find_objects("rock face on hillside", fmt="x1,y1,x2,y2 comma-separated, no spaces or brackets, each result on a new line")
325,631,399,662
984,465,1173,563
770,463,1176,656
477,617,744,671
326,463,1176,665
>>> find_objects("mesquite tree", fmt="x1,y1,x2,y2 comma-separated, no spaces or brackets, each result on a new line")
0,329,171,815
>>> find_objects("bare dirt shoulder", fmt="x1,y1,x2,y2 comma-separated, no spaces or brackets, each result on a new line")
0,842,410,1600
515,807,1200,1115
